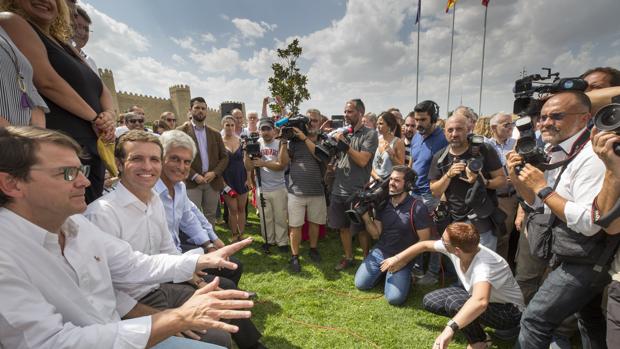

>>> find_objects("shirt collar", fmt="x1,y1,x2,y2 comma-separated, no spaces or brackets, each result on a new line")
191,119,205,129
115,181,156,208
554,127,588,154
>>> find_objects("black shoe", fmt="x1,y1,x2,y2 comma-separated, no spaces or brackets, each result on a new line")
261,243,271,254
334,258,355,271
278,245,290,253
289,255,301,273
308,248,321,263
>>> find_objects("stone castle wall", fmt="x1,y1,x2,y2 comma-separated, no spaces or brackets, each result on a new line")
99,69,240,130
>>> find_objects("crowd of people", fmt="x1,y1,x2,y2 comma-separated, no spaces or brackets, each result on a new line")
1,1,620,348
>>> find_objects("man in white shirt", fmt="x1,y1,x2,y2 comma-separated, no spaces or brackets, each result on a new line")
0,126,254,349
506,91,608,348
86,130,263,349
380,222,523,349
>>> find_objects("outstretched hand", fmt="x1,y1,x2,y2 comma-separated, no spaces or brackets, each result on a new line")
196,238,253,271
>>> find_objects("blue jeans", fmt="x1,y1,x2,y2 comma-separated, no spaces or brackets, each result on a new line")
516,262,609,349
354,248,414,305
154,337,225,349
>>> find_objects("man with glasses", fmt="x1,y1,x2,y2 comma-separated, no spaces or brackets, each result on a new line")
506,91,608,348
125,112,146,131
160,112,177,130
485,112,517,261
0,127,254,349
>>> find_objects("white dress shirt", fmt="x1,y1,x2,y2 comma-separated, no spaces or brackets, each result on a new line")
528,128,605,236
0,208,199,349
85,182,183,303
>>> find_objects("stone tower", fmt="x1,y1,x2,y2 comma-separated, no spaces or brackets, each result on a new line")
169,85,191,120
98,68,120,114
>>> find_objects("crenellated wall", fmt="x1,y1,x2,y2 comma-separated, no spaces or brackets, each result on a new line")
99,68,244,130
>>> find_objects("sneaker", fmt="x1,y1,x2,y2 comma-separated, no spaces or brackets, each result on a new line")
334,258,354,271
416,272,439,286
289,256,301,273
261,243,271,254
278,245,290,253
412,266,425,278
308,248,322,263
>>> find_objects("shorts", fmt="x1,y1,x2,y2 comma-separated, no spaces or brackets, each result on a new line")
327,194,365,234
288,193,327,227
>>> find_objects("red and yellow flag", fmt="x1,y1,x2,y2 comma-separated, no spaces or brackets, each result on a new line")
445,0,458,13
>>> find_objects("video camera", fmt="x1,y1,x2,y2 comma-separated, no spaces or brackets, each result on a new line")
513,68,588,115
513,116,548,173
314,127,353,162
593,95,620,156
345,176,390,225
241,132,261,159
274,114,310,140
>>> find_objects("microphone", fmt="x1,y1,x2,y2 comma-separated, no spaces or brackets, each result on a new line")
275,117,289,128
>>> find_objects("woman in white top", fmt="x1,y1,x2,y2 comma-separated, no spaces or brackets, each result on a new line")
381,222,524,349
371,111,405,181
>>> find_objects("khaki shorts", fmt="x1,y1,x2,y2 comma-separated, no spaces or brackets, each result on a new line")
287,193,327,227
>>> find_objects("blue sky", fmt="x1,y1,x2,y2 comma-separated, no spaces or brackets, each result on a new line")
82,0,620,118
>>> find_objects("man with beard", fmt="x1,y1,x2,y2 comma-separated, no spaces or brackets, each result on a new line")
329,99,379,270
402,112,417,166
178,97,229,224
409,100,448,285
355,166,432,305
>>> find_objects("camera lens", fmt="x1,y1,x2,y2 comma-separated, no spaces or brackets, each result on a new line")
594,104,620,132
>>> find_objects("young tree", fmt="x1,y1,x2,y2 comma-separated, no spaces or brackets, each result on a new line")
267,39,310,115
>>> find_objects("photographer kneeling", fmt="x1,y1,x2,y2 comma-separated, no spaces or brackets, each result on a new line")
354,166,433,305
381,222,524,349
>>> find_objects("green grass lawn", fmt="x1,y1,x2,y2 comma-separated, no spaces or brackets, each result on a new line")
215,212,515,349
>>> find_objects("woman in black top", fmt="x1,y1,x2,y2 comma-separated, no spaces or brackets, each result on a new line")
0,0,115,202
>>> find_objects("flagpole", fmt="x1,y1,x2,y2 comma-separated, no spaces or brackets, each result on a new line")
447,2,456,114
416,1,421,104
478,3,488,116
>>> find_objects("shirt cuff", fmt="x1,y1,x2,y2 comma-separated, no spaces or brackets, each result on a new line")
173,254,200,283
113,316,151,349
564,200,600,236
116,290,138,317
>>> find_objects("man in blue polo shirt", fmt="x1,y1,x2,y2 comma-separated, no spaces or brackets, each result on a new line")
409,100,448,285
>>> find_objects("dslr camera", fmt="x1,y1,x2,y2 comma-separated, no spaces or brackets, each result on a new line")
593,95,620,156
275,114,310,140
345,176,390,225
314,127,352,162
513,116,548,173
241,132,261,160
466,134,485,173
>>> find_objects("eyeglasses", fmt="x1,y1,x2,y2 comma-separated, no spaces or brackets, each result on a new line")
500,122,516,128
539,112,586,122
31,165,90,181
260,127,273,131
166,118,176,122
127,119,145,124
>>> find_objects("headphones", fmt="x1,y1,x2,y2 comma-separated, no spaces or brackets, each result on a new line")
415,100,440,123
400,167,418,192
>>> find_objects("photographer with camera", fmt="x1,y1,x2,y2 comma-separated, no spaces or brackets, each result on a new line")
354,166,432,305
505,91,608,348
244,118,289,254
328,99,379,270
429,114,507,251
279,110,327,272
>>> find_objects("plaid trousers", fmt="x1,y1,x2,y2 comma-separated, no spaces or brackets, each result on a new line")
422,287,522,343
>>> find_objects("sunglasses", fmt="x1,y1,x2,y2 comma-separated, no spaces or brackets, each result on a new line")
539,112,586,122
127,119,145,124
260,126,273,131
31,165,90,181
166,118,176,122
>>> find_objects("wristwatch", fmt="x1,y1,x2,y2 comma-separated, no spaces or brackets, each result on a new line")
536,186,554,201
447,319,459,332
205,242,215,250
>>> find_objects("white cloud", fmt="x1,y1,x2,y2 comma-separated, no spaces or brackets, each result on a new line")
171,54,186,65
232,18,276,39
201,33,217,43
170,36,197,52
189,47,241,73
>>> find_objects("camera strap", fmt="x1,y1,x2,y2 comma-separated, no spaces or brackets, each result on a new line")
409,198,420,237
539,129,590,171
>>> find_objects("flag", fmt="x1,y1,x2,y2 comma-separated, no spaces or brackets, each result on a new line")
445,0,458,13
482,0,490,6
415,0,422,24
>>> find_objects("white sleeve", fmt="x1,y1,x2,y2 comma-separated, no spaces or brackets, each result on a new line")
0,259,150,349
563,154,605,236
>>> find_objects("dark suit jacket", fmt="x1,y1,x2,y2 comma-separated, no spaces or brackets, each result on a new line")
177,121,229,191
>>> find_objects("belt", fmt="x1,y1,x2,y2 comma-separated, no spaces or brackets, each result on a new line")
497,191,516,198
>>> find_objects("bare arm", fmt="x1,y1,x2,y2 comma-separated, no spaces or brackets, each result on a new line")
389,138,406,166
0,13,98,122
361,212,382,240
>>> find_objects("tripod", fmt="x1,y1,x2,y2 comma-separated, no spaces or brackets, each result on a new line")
254,164,271,254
